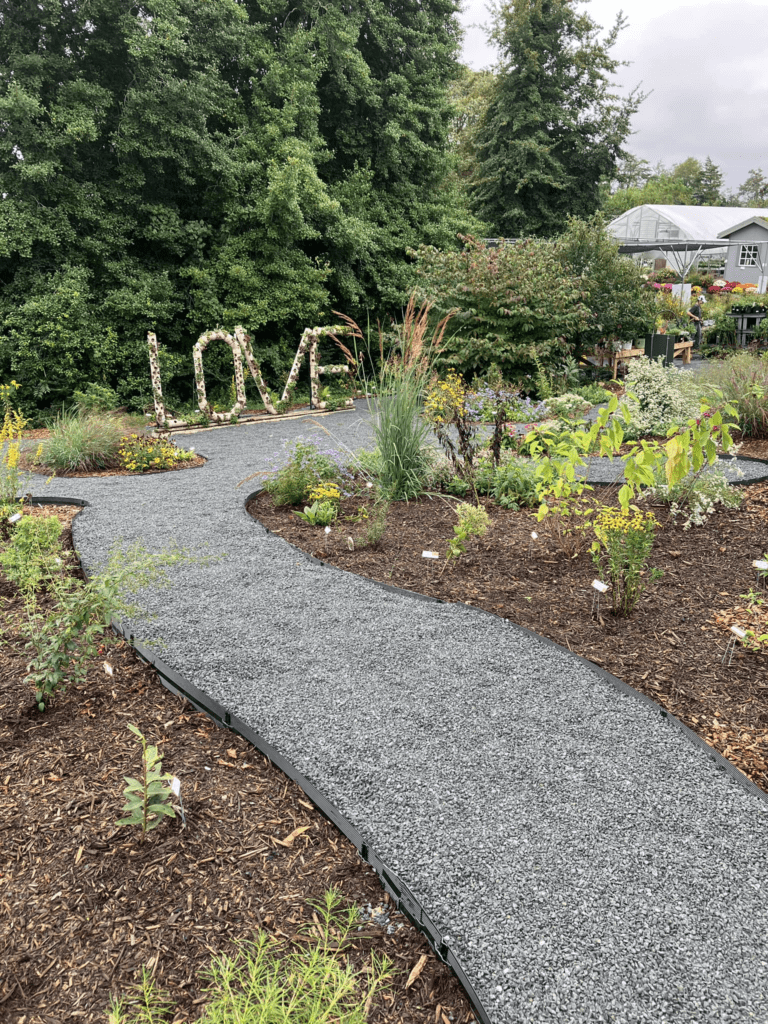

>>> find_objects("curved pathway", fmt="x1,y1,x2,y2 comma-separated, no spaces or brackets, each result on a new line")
26,405,768,1024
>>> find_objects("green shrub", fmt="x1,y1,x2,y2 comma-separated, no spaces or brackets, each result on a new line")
0,515,64,599
491,458,540,510
72,382,120,413
544,392,593,423
39,410,125,472
641,465,742,528
617,358,701,439
700,352,768,438
266,437,348,506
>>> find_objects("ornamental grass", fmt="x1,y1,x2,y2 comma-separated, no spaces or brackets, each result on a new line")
39,410,125,473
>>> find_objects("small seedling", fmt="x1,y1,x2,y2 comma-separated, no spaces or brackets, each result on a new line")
117,724,176,841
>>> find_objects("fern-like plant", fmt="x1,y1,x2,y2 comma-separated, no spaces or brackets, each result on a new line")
117,725,176,841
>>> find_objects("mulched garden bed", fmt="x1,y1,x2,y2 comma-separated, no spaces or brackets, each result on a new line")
248,479,768,796
0,506,476,1024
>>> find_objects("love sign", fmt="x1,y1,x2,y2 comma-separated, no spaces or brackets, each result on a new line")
148,324,356,429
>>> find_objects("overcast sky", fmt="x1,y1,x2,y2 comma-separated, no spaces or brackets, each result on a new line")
458,0,768,194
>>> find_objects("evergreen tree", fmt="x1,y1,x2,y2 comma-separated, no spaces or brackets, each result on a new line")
467,0,644,238
694,157,725,205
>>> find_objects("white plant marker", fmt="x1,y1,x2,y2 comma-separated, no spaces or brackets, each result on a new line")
422,549,438,574
722,624,747,667
591,578,608,618
171,776,186,827
527,530,538,559
8,512,21,523
753,559,768,590
324,525,331,552
103,662,114,677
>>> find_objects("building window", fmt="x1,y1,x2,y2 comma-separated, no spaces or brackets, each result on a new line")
738,244,759,267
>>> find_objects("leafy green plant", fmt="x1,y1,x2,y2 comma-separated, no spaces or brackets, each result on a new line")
39,409,125,472
116,724,176,840
544,392,593,423
0,514,64,601
573,382,611,405
491,458,539,510
25,540,206,711
108,886,394,1024
446,501,491,560
72,382,119,413
266,437,348,506
355,499,389,549
293,500,337,526
591,505,659,617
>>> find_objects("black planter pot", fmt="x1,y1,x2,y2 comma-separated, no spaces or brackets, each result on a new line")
644,333,675,367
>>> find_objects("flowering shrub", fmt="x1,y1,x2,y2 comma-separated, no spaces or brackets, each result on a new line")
617,358,702,439
641,464,742,528
544,392,593,423
591,506,659,617
265,436,352,506
118,435,196,473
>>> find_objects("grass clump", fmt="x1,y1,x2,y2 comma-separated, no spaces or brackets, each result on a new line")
39,409,125,472
108,886,394,1024
699,351,768,438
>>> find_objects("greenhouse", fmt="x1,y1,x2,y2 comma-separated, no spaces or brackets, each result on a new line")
606,204,768,276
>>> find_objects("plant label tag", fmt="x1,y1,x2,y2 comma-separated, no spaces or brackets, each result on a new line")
753,560,768,571
171,777,181,797
530,532,538,540
103,662,114,676
730,625,747,639
591,579,609,594
422,551,439,559
366,481,373,489
8,513,21,523
324,526,331,534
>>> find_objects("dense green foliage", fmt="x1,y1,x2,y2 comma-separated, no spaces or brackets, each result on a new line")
410,217,653,378
0,0,476,417
555,214,656,351
410,235,587,377
466,0,642,237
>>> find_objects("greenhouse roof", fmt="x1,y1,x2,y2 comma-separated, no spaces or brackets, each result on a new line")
607,205,768,242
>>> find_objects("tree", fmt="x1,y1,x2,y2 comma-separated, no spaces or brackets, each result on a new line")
409,235,589,377
448,66,497,185
555,214,655,352
738,168,768,206
0,0,476,415
695,157,725,205
466,0,645,238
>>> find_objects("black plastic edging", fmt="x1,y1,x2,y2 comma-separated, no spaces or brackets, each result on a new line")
34,496,494,1024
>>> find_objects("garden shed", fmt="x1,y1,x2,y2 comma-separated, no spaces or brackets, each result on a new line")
717,216,768,287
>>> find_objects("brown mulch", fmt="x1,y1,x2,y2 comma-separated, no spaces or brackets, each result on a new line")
0,508,476,1024
17,452,208,478
248,479,768,795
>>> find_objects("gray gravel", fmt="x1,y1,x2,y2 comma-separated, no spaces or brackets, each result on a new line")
27,403,768,1024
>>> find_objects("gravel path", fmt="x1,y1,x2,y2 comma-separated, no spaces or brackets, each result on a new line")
26,404,768,1024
